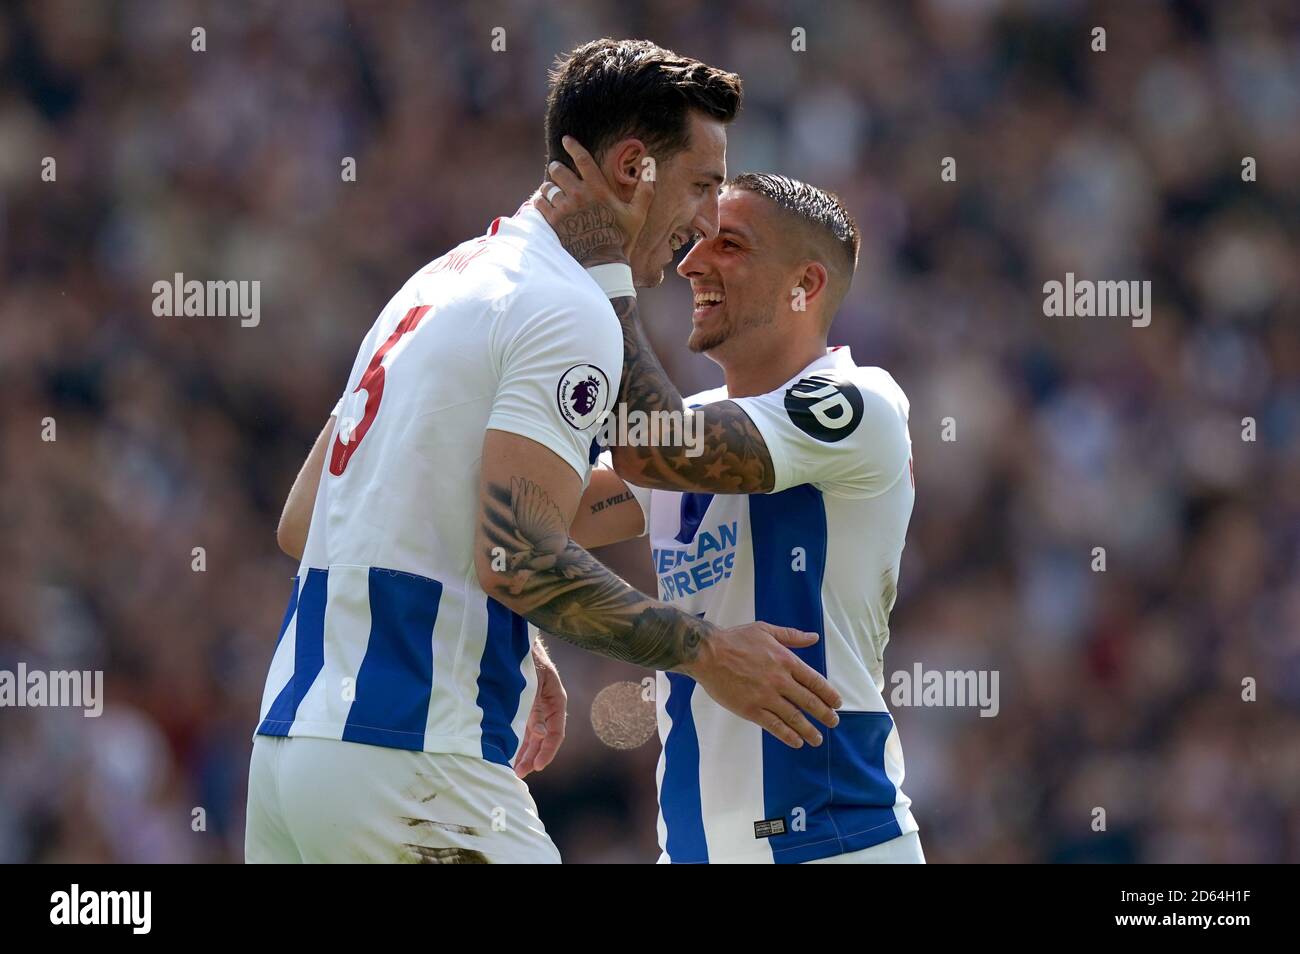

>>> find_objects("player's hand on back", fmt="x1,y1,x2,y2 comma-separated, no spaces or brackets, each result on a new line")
536,135,654,266
515,640,567,779
678,624,843,748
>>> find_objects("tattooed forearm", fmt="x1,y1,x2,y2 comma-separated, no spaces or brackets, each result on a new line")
589,490,634,515
608,295,775,493
480,476,712,669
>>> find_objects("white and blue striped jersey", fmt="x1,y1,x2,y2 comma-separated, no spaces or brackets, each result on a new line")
621,347,918,863
255,203,622,767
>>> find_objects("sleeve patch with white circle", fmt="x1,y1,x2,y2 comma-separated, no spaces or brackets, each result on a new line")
784,374,863,442
557,364,611,431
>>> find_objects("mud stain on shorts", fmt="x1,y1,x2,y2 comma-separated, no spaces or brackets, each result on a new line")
401,844,491,864
399,816,478,836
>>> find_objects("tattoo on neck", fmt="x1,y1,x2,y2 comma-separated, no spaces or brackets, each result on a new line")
554,207,623,265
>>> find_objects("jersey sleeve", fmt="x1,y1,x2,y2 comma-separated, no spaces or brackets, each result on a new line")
487,294,623,483
595,450,652,537
729,368,912,498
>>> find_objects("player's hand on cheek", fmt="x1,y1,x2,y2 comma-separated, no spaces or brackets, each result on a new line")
515,641,568,779
535,134,654,265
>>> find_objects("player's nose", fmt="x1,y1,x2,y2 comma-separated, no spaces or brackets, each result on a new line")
678,238,712,278
692,191,720,241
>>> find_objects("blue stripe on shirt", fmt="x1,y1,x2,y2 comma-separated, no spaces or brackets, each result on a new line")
675,492,714,545
257,568,328,736
341,568,442,751
476,597,530,765
750,486,901,864
661,672,708,863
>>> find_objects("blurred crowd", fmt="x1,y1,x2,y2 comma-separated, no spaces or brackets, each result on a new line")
1,0,1297,863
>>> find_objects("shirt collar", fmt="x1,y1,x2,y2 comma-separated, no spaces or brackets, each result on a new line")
720,346,856,400
799,345,856,378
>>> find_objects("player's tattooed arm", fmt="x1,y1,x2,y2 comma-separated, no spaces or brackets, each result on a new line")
569,466,644,549
476,429,842,747
535,137,774,494
479,474,712,669
543,205,774,491
607,295,775,493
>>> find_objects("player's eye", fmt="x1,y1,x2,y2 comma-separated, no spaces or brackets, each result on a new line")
721,239,740,250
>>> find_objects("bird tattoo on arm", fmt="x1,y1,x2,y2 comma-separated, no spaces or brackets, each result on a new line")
502,477,585,593
478,472,713,669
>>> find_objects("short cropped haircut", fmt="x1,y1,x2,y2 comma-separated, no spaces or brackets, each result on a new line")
545,39,742,171
725,173,860,275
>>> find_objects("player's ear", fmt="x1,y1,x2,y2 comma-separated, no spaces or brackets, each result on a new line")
796,261,830,306
606,138,647,191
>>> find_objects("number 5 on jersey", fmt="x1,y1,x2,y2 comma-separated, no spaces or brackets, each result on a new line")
330,305,431,476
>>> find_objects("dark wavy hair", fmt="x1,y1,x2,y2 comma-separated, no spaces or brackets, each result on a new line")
545,38,742,172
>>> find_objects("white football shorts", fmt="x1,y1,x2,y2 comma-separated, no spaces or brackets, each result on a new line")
803,830,926,864
245,735,561,863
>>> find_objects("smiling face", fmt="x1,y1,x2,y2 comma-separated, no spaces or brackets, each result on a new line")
629,112,727,287
677,187,794,354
